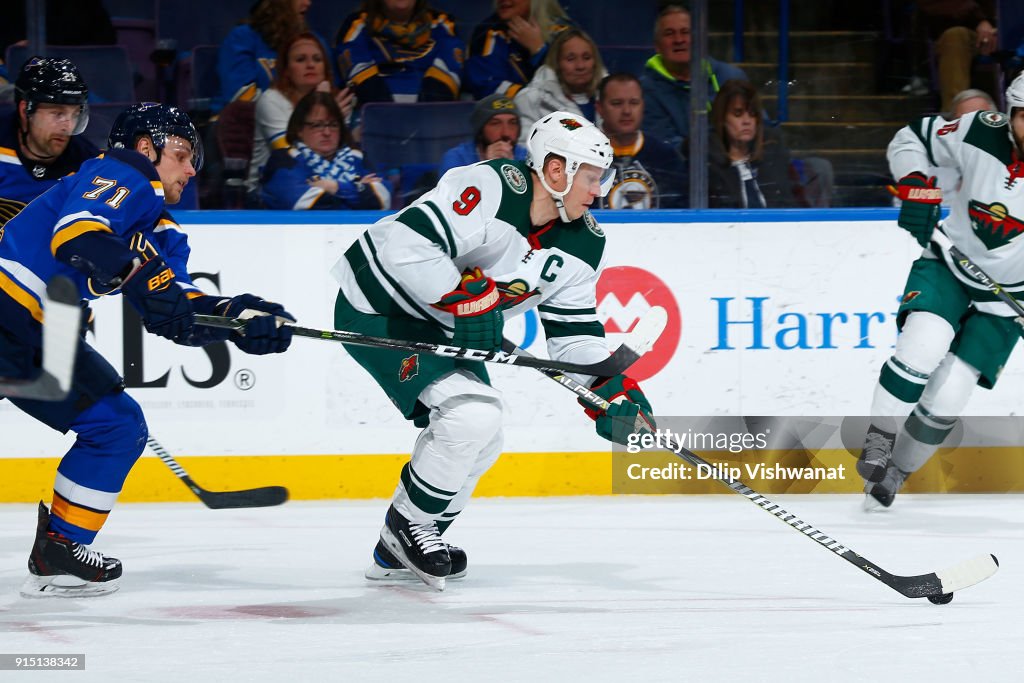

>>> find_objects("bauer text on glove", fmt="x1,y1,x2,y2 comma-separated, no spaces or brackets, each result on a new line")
435,267,503,352
893,172,941,247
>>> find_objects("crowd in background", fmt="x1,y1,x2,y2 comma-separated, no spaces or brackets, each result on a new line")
0,0,1021,212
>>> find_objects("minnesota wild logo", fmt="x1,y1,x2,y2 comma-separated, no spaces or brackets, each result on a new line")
559,118,582,130
968,201,1024,249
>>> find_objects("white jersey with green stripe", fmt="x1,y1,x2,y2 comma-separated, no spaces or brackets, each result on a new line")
888,110,1024,314
330,158,611,366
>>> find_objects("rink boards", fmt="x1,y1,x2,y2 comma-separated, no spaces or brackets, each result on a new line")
4,208,1024,501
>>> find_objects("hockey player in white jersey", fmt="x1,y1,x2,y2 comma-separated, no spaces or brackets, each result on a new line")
330,111,655,589
856,72,1024,509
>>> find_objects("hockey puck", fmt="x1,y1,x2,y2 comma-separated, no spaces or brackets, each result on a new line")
927,593,954,605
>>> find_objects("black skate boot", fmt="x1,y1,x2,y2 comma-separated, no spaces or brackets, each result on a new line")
379,505,451,591
21,502,122,598
365,539,468,581
857,426,896,483
863,465,908,511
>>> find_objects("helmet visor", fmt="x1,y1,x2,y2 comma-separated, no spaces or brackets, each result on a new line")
598,165,615,197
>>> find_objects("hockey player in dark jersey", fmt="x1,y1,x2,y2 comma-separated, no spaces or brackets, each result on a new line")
0,57,99,227
0,103,295,597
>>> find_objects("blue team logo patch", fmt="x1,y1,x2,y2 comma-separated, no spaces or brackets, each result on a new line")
583,210,603,236
979,111,1006,127
501,164,527,195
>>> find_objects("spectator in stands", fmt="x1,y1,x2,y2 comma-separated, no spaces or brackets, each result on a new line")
0,58,98,227
334,0,464,106
640,2,747,152
260,91,390,210
438,94,527,177
217,0,312,111
595,73,688,209
916,1,998,112
465,0,574,99
514,28,606,143
949,86,997,118
707,79,799,209
248,32,353,200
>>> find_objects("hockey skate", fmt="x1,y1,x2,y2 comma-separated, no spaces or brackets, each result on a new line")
856,426,895,483
21,502,122,598
378,505,451,591
365,539,468,581
862,465,908,512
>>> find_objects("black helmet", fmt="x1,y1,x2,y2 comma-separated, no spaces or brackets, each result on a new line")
107,103,204,171
14,57,90,135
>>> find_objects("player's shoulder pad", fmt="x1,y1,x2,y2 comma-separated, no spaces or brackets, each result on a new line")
105,148,161,183
481,158,531,196
155,209,182,232
963,110,1013,160
551,209,605,271
971,110,1008,129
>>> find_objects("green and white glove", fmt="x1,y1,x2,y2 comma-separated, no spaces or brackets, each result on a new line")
893,172,941,247
436,267,503,351
580,375,656,445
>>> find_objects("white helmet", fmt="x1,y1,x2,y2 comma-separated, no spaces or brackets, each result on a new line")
1006,72,1024,151
1006,71,1024,117
526,111,614,221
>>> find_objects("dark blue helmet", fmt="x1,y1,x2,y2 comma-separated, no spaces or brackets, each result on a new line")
15,57,90,135
107,103,204,171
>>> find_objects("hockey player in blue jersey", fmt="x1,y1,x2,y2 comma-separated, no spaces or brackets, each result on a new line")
0,57,99,227
0,103,295,597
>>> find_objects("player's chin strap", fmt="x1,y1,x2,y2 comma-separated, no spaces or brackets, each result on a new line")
535,168,574,223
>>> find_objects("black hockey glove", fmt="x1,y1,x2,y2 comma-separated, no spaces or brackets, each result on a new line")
894,172,941,247
220,294,295,355
121,257,195,343
580,375,656,446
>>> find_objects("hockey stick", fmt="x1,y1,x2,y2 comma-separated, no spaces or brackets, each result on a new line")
147,435,289,509
930,229,1024,319
515,349,999,602
0,276,79,401
194,306,668,377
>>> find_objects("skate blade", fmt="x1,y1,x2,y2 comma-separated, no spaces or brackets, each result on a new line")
20,574,120,598
861,493,891,513
365,561,465,581
378,528,446,592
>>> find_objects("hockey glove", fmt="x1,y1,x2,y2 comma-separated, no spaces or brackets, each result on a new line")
436,267,503,351
220,294,296,355
893,172,941,247
121,257,195,343
581,375,656,446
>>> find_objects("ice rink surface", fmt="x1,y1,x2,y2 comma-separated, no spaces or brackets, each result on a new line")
1,494,1020,682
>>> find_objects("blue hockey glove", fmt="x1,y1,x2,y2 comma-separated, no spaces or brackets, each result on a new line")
220,294,295,355
121,257,194,343
435,267,503,351
580,375,656,445
893,172,941,247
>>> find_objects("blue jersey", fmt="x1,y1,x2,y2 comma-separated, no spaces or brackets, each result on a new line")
215,24,278,112
334,10,464,103
0,149,199,343
260,146,390,210
0,111,100,227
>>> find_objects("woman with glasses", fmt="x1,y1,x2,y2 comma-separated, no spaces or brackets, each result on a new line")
248,32,355,201
260,91,390,210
